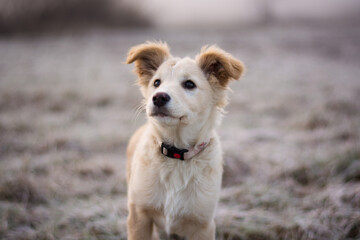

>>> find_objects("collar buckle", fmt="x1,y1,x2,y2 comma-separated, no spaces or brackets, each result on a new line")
161,143,188,160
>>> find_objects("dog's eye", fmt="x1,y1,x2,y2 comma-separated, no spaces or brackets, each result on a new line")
183,80,196,90
154,79,161,88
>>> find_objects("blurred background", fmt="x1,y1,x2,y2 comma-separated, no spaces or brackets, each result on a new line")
0,0,360,239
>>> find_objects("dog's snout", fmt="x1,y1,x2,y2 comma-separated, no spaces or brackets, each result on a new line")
152,92,171,107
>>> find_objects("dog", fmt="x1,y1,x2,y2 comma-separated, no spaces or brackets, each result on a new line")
125,41,244,240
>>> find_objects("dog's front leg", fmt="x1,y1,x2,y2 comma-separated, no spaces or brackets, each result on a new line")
127,203,154,240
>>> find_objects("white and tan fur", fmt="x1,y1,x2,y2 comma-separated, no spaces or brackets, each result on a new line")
125,42,244,240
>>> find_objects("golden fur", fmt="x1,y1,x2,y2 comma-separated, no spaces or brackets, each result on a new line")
125,42,244,240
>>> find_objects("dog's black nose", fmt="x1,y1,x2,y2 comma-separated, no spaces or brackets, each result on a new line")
152,92,171,107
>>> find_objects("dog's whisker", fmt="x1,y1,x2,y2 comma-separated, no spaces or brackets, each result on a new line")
132,102,146,122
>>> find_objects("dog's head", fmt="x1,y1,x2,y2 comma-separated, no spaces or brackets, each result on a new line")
126,42,244,127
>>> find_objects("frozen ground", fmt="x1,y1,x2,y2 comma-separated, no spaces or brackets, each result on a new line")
0,23,360,240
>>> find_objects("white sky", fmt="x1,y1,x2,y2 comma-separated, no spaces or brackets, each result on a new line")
122,0,360,27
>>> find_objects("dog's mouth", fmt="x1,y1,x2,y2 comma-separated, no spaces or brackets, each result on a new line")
150,108,181,120
151,108,171,117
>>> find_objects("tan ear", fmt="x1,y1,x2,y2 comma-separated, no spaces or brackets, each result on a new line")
196,45,244,87
126,41,170,86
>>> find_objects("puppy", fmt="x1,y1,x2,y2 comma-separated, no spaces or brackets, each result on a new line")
125,42,244,240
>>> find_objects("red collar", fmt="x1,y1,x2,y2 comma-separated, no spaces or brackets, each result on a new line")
160,141,209,160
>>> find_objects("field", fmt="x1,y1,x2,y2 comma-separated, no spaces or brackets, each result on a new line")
0,23,360,240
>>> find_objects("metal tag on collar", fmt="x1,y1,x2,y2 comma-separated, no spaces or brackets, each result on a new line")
161,143,189,160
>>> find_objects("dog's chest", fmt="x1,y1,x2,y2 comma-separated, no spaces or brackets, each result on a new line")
153,160,212,231
148,159,215,217
159,161,200,211
130,145,222,231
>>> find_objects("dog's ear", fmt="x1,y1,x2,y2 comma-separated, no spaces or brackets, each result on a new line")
126,41,170,87
196,45,244,87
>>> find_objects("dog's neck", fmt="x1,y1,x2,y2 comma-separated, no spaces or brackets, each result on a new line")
150,107,221,150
